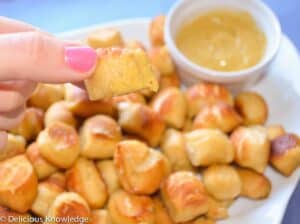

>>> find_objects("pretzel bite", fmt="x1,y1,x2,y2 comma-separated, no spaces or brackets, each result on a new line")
96,160,120,195
160,129,193,171
237,168,271,199
108,190,155,224
206,196,229,220
85,48,158,100
31,181,64,217
270,134,300,176
45,172,67,190
184,217,216,224
91,209,111,224
80,115,121,159
203,165,241,201
161,171,208,222
87,28,123,49
0,155,38,212
117,102,166,147
153,197,174,224
0,206,32,224
11,107,44,141
125,40,146,50
184,129,234,166
112,93,146,106
235,91,268,125
193,103,243,133
159,72,181,90
149,15,165,46
185,83,234,118
37,122,80,169
28,84,64,111
114,140,170,195
0,134,25,161
26,143,58,180
183,119,194,132
267,125,285,141
148,46,175,75
46,192,91,224
230,126,270,173
66,158,108,209
150,87,187,129
64,83,116,117
45,101,77,128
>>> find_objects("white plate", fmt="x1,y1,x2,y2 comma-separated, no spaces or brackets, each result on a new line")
59,18,300,224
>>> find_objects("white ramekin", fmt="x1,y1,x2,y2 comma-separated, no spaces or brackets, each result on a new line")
165,0,282,88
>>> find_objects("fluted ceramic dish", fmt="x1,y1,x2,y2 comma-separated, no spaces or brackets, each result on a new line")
59,18,300,224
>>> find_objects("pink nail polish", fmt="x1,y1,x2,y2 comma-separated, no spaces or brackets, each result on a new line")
64,46,97,73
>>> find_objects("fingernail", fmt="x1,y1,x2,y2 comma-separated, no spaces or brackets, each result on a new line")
64,46,97,73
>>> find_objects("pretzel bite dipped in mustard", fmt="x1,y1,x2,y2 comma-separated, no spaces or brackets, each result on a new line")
108,190,155,224
270,133,300,176
45,192,91,224
26,143,58,180
87,28,123,49
0,155,38,213
203,165,241,201
66,158,108,209
193,102,243,133
64,83,116,118
117,102,166,147
160,129,194,172
80,115,122,159
161,171,209,223
45,101,77,128
11,107,44,141
237,168,271,199
230,126,270,173
150,87,187,129
185,83,233,118
184,129,234,167
37,122,80,169
114,140,170,195
28,84,65,111
235,91,268,125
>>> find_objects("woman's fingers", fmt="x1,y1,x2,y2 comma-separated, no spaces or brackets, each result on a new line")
0,131,7,150
0,16,37,33
0,104,25,130
0,31,97,83
0,80,36,112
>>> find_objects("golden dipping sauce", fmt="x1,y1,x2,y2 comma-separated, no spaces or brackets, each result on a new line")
176,9,266,72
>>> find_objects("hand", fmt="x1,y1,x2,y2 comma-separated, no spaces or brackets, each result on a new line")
0,17,98,148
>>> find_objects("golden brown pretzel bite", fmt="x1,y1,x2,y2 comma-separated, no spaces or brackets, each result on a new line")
0,133,25,161
37,122,80,169
148,46,175,75
235,91,268,125
270,133,300,176
161,171,209,223
149,15,165,47
267,125,286,141
114,140,170,195
0,155,38,213
80,115,121,159
108,190,155,224
91,209,112,224
230,126,270,173
117,102,166,147
66,158,108,209
87,28,123,49
203,165,241,201
185,129,234,166
150,87,187,129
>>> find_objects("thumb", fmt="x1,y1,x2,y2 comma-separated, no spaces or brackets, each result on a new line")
0,31,97,83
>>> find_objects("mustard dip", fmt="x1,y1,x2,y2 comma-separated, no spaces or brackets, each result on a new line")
176,10,266,72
